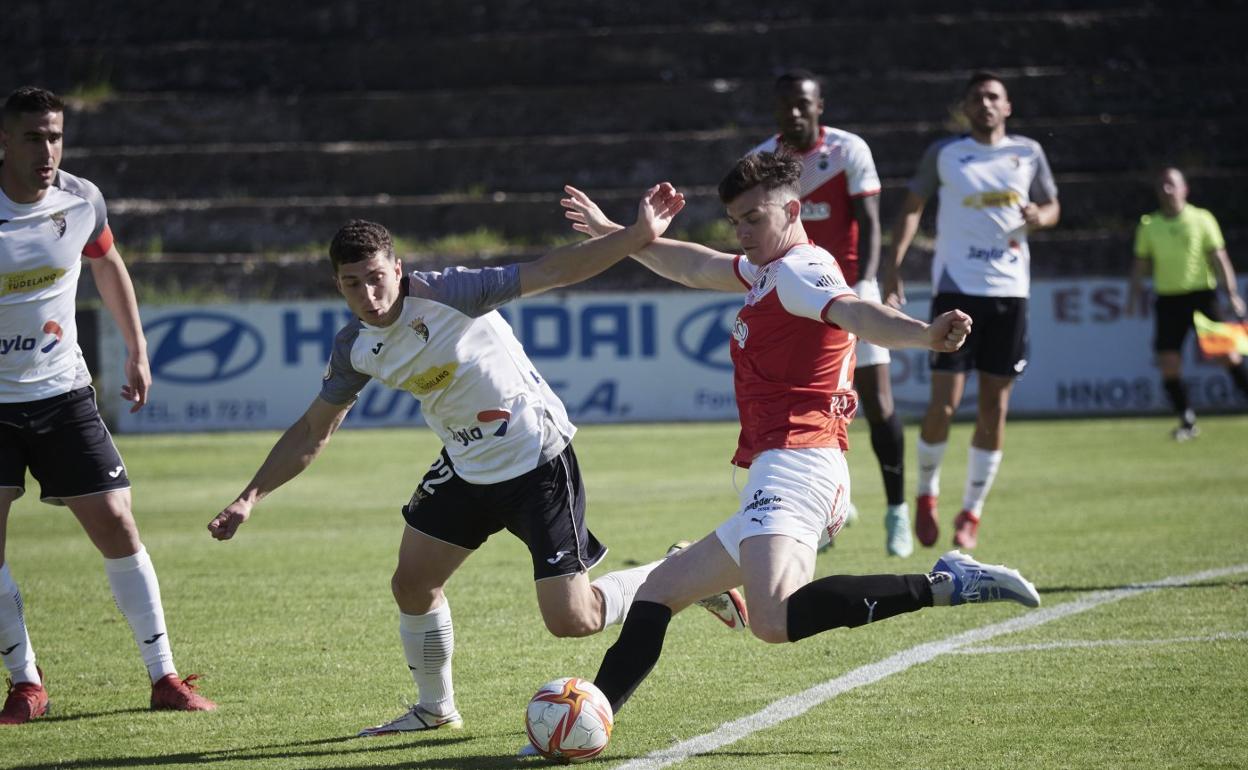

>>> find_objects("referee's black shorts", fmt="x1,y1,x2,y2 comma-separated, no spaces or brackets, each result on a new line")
1154,289,1221,353
929,292,1029,378
401,443,607,581
0,386,130,505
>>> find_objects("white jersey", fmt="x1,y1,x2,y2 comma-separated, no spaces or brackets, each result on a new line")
320,265,575,484
909,134,1057,297
0,168,114,402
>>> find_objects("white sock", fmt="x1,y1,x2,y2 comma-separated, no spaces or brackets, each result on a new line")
104,547,176,682
961,446,1004,516
590,559,663,627
0,563,39,685
399,603,455,715
916,439,948,497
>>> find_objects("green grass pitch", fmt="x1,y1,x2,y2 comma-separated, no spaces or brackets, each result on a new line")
2,415,1245,769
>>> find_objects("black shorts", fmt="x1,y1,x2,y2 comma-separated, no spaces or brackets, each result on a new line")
0,386,130,505
402,443,607,580
1154,290,1221,353
929,293,1029,377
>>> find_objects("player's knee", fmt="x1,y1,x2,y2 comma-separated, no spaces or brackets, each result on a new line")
749,617,789,645
543,611,598,638
390,572,441,612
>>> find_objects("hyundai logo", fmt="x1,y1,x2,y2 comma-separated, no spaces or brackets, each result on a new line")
675,299,740,371
147,312,265,384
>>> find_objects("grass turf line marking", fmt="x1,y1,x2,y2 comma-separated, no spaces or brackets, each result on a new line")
615,563,1248,770
954,630,1248,654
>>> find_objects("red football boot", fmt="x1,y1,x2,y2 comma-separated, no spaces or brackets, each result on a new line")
953,510,981,549
151,673,217,711
0,668,48,725
915,495,940,547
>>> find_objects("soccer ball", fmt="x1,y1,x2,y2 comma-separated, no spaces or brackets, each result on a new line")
524,677,614,763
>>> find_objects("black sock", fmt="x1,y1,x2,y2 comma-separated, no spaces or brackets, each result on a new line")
1162,378,1194,425
593,600,671,714
1228,363,1248,399
786,574,933,642
869,412,906,506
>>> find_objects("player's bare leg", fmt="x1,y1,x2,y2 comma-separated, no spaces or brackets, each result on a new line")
955,373,1014,549
592,533,743,712
856,364,911,557
361,526,472,736
738,534,817,644
916,371,965,546
537,571,607,638
0,489,49,725
66,490,214,710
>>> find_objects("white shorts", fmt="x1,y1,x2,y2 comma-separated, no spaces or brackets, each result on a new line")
715,447,852,564
853,279,891,368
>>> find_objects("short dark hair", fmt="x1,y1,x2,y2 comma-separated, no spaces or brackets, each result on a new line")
718,151,803,204
964,71,1007,97
774,68,821,95
329,219,394,272
2,86,65,126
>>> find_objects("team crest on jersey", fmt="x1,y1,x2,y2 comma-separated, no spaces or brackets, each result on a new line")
49,210,68,239
409,317,430,342
732,315,749,350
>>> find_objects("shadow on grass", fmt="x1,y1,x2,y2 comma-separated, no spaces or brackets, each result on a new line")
37,706,151,723
6,733,544,770
1041,579,1246,594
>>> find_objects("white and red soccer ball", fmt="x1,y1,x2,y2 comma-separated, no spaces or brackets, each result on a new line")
524,677,614,763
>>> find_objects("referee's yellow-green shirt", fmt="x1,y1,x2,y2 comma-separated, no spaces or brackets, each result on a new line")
1134,205,1225,296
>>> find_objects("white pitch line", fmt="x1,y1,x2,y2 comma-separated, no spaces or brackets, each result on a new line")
615,563,1248,770
954,630,1248,654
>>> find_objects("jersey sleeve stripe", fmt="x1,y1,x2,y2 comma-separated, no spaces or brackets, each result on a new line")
849,188,881,199
82,224,114,258
733,255,751,288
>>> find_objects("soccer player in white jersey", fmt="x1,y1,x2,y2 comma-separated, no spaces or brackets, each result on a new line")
558,152,1039,730
0,87,216,724
882,72,1060,550
206,185,747,737
752,69,911,557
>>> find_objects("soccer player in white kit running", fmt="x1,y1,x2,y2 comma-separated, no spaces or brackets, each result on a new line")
560,152,1040,726
752,69,911,557
206,184,746,737
882,72,1060,550
0,87,215,724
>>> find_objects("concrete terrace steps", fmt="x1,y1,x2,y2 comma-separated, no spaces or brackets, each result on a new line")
3,0,1186,46
6,12,1241,93
62,116,1248,200
61,64,1248,147
102,171,1248,254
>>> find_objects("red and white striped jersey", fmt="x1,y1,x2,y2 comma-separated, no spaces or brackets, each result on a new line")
751,127,881,285
729,243,858,467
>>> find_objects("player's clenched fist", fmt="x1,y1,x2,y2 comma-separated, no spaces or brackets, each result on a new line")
207,501,252,540
928,309,972,352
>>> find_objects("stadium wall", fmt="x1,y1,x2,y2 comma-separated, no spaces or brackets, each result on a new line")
96,278,1248,433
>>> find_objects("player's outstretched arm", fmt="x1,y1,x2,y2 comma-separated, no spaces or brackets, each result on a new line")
87,245,150,412
881,191,927,308
562,185,742,292
825,295,971,352
518,183,684,297
207,396,352,541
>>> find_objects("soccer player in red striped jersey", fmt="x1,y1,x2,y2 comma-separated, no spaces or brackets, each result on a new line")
561,152,1039,725
752,70,910,557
